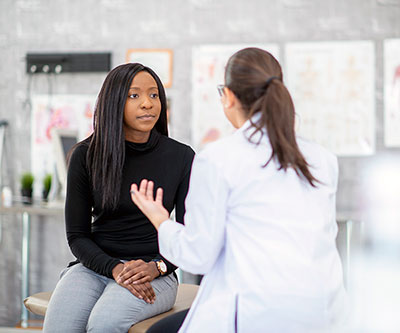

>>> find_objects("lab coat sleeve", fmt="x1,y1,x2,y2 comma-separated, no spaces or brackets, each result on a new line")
158,152,230,275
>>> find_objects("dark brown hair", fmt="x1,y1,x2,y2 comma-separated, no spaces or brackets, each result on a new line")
225,47,318,187
87,63,168,211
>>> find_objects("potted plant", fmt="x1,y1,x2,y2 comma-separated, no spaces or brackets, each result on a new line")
42,173,52,202
20,172,34,205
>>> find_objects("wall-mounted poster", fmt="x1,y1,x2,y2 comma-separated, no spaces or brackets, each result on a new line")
126,49,173,88
384,39,400,147
192,44,279,150
285,41,375,156
31,94,95,192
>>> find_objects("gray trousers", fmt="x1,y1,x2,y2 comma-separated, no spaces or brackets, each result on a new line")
43,263,178,333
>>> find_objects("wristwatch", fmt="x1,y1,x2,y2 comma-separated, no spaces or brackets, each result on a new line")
153,259,167,276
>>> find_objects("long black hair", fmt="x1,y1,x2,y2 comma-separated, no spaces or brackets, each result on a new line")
87,63,168,211
225,48,319,187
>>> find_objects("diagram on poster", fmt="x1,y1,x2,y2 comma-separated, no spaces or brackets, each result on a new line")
285,41,375,156
31,94,95,190
192,44,279,150
384,39,400,147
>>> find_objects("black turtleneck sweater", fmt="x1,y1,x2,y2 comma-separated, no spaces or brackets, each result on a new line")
65,130,195,278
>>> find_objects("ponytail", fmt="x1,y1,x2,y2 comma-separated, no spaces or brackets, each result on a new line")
249,79,319,187
225,48,319,187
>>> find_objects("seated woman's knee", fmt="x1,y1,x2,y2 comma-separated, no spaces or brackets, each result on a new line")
86,311,128,333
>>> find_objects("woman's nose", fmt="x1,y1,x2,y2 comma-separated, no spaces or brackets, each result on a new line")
141,96,153,109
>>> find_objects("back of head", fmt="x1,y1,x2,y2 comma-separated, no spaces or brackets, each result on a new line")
225,47,283,112
225,48,318,187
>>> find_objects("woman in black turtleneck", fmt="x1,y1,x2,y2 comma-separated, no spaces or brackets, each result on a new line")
43,63,195,333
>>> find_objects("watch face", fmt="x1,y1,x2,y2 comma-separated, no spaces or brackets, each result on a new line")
159,261,167,273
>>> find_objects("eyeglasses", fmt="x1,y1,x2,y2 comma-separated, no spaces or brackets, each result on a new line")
217,84,225,97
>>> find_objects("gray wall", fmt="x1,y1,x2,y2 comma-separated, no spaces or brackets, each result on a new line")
0,0,400,326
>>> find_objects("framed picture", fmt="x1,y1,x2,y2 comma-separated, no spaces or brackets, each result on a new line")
126,49,173,88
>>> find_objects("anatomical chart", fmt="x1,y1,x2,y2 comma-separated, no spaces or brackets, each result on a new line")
285,41,375,156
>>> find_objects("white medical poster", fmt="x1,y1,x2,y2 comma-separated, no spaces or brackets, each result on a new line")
192,44,279,150
31,94,95,190
384,39,400,147
285,41,375,156
126,49,173,88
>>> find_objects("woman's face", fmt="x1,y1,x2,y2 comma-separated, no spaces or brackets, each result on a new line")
123,71,161,142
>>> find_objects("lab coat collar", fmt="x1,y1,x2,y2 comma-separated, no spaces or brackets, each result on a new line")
236,112,268,145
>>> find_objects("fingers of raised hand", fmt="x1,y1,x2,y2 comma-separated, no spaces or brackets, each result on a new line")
131,181,163,205
146,181,154,200
130,184,140,206
155,187,163,205
139,179,148,195
130,184,138,196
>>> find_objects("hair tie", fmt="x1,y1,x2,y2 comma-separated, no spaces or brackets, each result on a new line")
264,76,280,89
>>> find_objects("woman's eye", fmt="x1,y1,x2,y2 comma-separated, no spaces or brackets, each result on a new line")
128,94,139,99
150,93,159,98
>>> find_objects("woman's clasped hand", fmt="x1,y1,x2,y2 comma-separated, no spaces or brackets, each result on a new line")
112,260,159,304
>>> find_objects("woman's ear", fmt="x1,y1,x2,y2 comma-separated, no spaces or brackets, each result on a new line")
222,87,246,129
223,87,236,108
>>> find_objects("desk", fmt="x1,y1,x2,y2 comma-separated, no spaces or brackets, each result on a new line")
0,204,63,328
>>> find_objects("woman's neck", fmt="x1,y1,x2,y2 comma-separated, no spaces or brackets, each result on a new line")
125,131,151,143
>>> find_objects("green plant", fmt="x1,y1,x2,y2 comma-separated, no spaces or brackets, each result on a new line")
43,174,52,193
20,172,34,190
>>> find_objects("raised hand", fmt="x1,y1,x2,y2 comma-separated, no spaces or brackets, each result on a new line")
130,179,169,230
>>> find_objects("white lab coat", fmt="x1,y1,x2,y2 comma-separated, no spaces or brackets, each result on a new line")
159,117,348,332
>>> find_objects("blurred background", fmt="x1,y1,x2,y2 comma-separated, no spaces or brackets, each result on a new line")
0,0,399,331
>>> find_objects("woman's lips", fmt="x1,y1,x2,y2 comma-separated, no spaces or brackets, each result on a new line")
137,115,155,121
